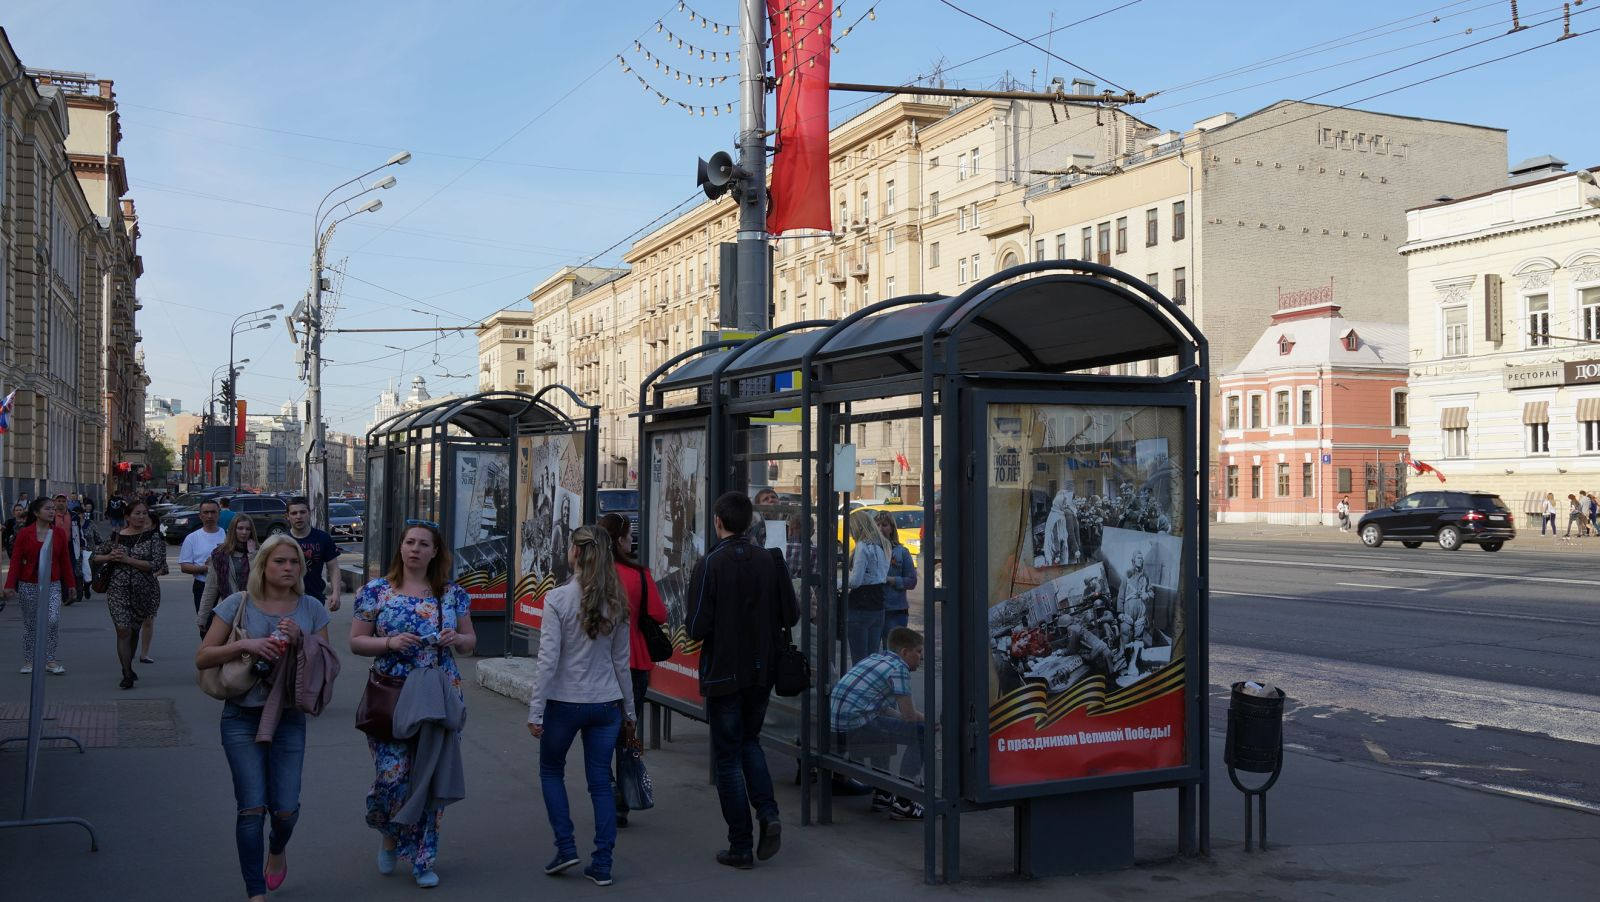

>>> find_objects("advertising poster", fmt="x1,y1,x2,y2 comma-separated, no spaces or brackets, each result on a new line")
646,428,707,706
450,449,511,615
365,455,386,581
985,403,1186,788
511,433,586,631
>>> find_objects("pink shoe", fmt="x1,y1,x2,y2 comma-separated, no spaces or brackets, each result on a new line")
265,862,287,891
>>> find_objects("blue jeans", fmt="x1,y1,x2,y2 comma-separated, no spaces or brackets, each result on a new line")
1542,513,1557,534
880,609,909,650
846,608,884,667
539,700,622,871
706,685,778,856
846,715,925,781
220,702,306,898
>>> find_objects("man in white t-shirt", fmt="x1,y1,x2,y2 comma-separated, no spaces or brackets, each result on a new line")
179,500,227,613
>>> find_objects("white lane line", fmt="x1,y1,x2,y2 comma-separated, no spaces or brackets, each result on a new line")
1211,588,1600,627
1336,582,1423,591
1213,555,1592,586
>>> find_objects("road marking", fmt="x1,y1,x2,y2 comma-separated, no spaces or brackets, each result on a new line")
1213,556,1592,586
1363,739,1392,764
1211,589,1600,627
1335,582,1423,591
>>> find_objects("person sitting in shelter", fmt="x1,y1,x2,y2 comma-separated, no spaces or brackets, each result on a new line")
829,627,926,821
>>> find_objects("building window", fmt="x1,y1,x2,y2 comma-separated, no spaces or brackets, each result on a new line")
516,348,526,360
1337,467,1352,493
929,191,939,216
1173,267,1187,304
1146,208,1159,246
1527,422,1550,454
970,254,981,280
959,207,967,231
885,180,895,213
1250,465,1262,499
1115,217,1128,254
1034,238,1045,261
1581,286,1600,341
885,275,895,297
515,369,526,384
959,256,968,283
1274,391,1290,426
1299,389,1314,425
1584,418,1600,453
1097,222,1111,256
1055,233,1066,259
1302,462,1313,497
1278,336,1293,355
930,242,940,268
1146,272,1159,292
885,229,895,254
1393,391,1408,427
1226,465,1239,498
1173,200,1186,240
1276,463,1290,497
1527,293,1550,347
838,199,847,228
1443,427,1469,459
859,190,870,220
1226,395,1241,430
971,146,981,178
957,153,968,180
1249,394,1263,429
969,203,980,228
1443,306,1468,357
1081,227,1092,259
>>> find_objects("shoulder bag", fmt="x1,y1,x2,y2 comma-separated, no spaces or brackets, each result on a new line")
197,595,261,700
774,626,812,697
630,564,674,662
356,591,440,742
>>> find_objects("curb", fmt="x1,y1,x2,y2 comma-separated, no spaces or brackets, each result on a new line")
474,657,536,705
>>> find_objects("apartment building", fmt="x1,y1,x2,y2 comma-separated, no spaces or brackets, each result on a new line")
1400,157,1600,520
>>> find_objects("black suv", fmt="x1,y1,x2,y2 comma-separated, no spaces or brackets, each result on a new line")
229,494,291,538
1356,490,1516,552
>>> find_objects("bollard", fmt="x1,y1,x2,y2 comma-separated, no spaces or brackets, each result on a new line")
1224,681,1284,852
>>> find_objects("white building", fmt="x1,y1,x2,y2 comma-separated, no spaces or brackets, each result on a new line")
1400,156,1600,524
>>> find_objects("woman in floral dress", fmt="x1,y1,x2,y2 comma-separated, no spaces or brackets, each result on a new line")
349,520,477,888
91,499,167,689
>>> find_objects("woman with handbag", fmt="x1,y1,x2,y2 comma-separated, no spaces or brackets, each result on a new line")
844,509,890,667
349,519,476,889
528,525,635,887
598,513,668,827
197,514,260,637
91,500,168,689
195,535,331,902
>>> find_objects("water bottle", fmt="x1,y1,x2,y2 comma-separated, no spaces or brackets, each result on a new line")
252,626,288,676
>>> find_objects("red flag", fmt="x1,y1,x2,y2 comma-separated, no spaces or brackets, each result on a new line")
766,0,832,234
896,452,910,471
1403,453,1446,483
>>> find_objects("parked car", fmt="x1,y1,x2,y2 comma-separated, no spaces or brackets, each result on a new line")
1356,490,1516,551
327,502,364,542
344,498,367,517
597,488,639,553
153,488,228,522
838,503,924,558
227,494,290,539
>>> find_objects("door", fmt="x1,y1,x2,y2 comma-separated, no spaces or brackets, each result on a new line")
1386,492,1429,537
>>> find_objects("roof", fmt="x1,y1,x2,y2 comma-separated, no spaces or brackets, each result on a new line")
1230,315,1408,375
1216,99,1504,137
366,390,579,441
1407,164,1599,212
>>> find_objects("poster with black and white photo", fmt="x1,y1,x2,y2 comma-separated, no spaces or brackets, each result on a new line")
451,449,511,614
646,428,707,706
511,433,585,630
985,402,1188,788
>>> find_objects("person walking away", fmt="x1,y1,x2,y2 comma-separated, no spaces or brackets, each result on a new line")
830,627,927,819
92,500,167,688
53,494,86,605
598,513,668,828
196,536,331,902
218,497,237,532
1565,493,1585,538
180,500,228,614
528,525,635,886
106,495,126,533
198,514,260,637
845,508,890,665
2,502,24,563
876,511,917,652
3,498,78,674
687,492,799,869
1541,493,1558,536
1587,490,1600,536
350,520,476,888
1336,496,1351,532
286,497,342,612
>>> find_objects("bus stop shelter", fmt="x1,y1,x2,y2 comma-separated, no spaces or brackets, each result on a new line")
637,260,1210,881
364,388,599,657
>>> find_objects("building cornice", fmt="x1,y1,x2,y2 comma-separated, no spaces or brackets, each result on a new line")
1399,206,1600,256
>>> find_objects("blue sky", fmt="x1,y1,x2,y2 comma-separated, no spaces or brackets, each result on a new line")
5,0,1597,432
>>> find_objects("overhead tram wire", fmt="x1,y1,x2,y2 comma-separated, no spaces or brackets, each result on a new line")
933,0,1132,92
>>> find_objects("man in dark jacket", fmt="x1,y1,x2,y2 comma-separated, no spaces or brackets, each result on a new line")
687,491,799,869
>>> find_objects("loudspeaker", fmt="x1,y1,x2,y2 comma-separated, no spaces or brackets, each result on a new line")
697,151,737,200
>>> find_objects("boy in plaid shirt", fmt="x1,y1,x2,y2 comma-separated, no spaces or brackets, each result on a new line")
829,627,926,819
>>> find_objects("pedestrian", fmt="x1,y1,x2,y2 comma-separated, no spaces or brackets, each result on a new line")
1541,492,1557,535
53,493,87,605
197,513,260,638
286,497,342,612
1565,493,1585,538
1336,496,1351,532
196,535,331,902
218,496,237,531
179,499,227,613
528,524,635,886
687,492,799,869
876,510,917,651
830,627,927,819
2,501,24,562
845,508,890,665
3,497,77,674
349,519,476,889
107,494,126,532
1587,490,1599,536
598,512,668,828
91,500,167,689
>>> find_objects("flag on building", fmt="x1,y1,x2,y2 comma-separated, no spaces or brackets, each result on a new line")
0,389,13,435
896,452,910,471
1403,453,1446,483
765,0,833,234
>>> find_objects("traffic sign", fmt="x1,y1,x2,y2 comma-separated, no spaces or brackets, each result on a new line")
1320,453,1331,464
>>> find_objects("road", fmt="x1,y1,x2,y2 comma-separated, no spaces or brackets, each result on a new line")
1208,533,1600,812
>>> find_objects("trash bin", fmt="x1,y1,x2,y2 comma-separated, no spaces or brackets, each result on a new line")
1224,681,1284,774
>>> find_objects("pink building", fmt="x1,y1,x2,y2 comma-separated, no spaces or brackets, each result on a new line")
1216,299,1410,525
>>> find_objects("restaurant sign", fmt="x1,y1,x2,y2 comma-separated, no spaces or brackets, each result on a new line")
1504,357,1600,390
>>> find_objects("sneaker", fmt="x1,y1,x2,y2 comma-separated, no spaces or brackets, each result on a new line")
870,789,894,811
756,817,781,861
889,797,925,820
544,853,581,876
583,864,613,886
45,662,65,675
715,849,754,869
19,663,32,675
376,843,396,876
414,870,439,888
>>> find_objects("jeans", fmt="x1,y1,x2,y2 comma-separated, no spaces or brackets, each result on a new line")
192,578,206,612
845,608,884,667
539,700,622,871
706,685,778,856
18,582,61,665
1542,513,1557,535
880,609,909,650
617,669,651,814
845,716,925,781
221,703,306,898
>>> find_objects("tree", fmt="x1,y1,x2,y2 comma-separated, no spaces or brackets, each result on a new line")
146,428,174,480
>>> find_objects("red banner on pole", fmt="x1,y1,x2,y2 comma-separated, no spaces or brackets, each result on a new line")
766,0,832,235
235,400,248,455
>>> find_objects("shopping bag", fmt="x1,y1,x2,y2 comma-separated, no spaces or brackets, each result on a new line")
616,744,654,811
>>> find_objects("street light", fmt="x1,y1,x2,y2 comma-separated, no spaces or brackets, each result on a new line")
226,304,283,488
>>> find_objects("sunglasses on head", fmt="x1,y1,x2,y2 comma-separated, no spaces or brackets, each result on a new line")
405,518,440,530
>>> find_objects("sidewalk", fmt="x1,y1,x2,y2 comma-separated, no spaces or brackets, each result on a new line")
2,571,1596,900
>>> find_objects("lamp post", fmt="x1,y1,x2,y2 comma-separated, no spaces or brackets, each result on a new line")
209,360,248,487
228,305,282,488
303,152,406,528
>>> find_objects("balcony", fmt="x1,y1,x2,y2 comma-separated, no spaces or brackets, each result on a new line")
850,218,869,234
535,355,558,371
827,270,847,285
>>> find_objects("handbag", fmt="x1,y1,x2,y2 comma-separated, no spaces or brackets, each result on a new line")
356,591,442,741
615,743,655,811
847,582,886,611
774,627,812,697
630,564,673,662
197,595,261,700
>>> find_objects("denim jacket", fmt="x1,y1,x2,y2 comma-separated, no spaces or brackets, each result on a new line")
883,544,917,612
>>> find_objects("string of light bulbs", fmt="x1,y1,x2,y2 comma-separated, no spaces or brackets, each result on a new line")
674,0,738,35
617,55,737,117
630,40,734,87
654,20,737,61
830,1,880,54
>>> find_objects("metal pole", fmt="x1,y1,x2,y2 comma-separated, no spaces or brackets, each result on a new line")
227,331,236,490
306,235,327,529
735,0,768,333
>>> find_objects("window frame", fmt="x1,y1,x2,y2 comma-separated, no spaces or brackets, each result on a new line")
1173,267,1187,304
1250,465,1262,499
1276,462,1290,497
1443,426,1469,459
1442,304,1469,358
1274,390,1291,427
1225,465,1239,499
1248,392,1264,429
1392,389,1409,428
1524,291,1551,348
1225,393,1241,431
1172,200,1186,241
1145,208,1159,246
1299,388,1315,425
1115,217,1128,254
1526,421,1550,455
1301,461,1314,497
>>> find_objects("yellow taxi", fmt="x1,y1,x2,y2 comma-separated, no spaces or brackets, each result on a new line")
838,503,924,558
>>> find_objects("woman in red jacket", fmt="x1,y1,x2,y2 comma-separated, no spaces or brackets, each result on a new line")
4,497,78,674
598,513,668,827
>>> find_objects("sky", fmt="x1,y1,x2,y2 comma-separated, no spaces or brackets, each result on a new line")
5,0,1598,433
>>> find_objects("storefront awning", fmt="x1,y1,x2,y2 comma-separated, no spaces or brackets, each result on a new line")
1522,401,1549,425
1440,407,1469,430
1577,397,1600,421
